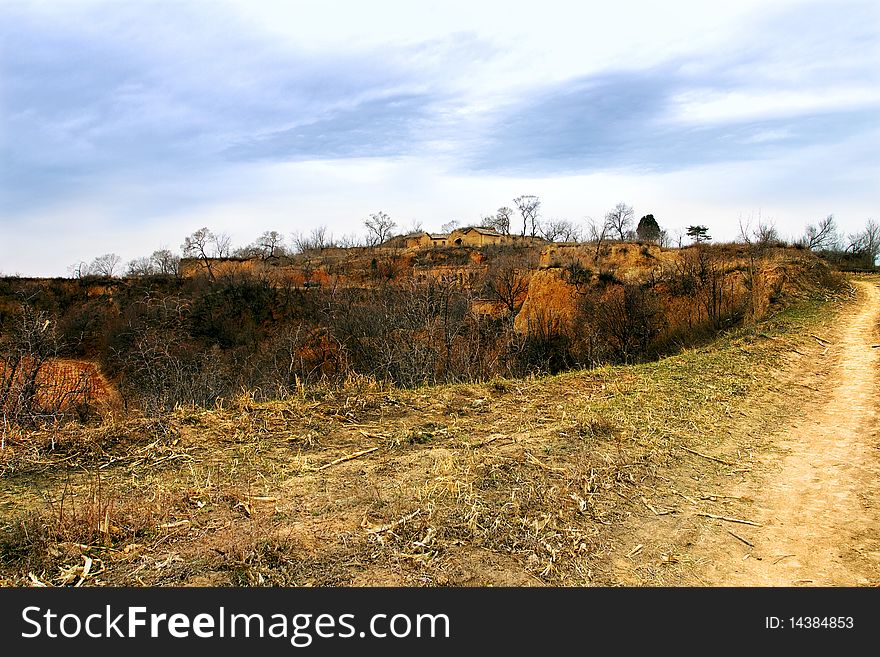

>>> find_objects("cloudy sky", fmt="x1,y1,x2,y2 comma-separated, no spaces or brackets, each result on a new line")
1,0,878,276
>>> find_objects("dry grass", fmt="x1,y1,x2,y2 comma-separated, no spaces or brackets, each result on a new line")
0,283,852,587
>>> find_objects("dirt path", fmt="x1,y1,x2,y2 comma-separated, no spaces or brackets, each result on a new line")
687,280,880,585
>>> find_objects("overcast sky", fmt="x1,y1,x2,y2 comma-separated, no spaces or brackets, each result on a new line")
1,0,878,276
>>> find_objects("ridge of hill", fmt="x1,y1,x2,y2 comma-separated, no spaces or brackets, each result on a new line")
1,243,842,423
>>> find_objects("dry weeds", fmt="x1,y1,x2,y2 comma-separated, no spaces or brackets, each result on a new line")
0,284,851,587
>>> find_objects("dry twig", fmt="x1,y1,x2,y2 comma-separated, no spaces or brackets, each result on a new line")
727,530,754,547
315,446,379,471
626,544,643,558
679,445,736,467
364,509,421,534
698,512,762,527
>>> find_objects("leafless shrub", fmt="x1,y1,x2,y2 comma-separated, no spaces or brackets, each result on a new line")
0,301,95,431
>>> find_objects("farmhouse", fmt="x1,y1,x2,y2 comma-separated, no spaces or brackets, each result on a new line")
401,226,544,248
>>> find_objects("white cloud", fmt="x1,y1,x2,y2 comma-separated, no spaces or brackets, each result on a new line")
666,88,880,125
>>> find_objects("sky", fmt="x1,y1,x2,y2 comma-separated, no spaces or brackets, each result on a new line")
1,0,878,276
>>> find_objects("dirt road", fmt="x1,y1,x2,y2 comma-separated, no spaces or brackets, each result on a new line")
681,280,880,585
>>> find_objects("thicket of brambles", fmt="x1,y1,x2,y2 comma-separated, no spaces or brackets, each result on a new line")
1,205,871,426
0,245,839,425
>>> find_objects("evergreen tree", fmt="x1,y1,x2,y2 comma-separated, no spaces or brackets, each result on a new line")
686,225,711,243
636,214,661,243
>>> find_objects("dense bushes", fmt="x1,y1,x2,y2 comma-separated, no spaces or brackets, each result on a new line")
0,245,835,418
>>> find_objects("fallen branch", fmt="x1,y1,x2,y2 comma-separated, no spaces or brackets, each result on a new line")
626,544,643,558
698,512,762,527
160,519,191,529
773,554,796,564
671,489,698,505
679,446,736,467
810,334,832,345
641,496,674,515
727,530,754,547
364,509,421,534
700,492,747,501
315,446,379,471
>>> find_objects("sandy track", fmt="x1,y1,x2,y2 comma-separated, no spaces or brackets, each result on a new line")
698,280,880,585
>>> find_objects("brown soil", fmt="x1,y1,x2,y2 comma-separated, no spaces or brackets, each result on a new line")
611,279,880,586
0,358,119,416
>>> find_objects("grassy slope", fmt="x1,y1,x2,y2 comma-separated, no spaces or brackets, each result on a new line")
0,280,852,587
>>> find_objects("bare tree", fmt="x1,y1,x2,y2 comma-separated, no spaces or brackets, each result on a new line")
739,215,780,248
494,207,514,235
182,227,217,280
337,232,364,248
441,219,460,233
127,256,156,277
482,207,514,235
754,220,780,247
89,253,122,277
586,218,609,263
212,231,232,258
128,251,180,277
737,216,767,319
0,302,65,426
580,284,663,363
254,230,286,259
673,228,685,248
513,195,541,237
364,211,397,246
483,251,536,319
539,218,582,242
802,215,839,251
182,227,212,258
604,202,634,241
404,218,424,234
847,219,880,268
151,248,180,276
292,225,331,253
314,225,331,249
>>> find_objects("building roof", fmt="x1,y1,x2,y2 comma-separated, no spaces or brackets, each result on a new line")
461,226,503,236
404,226,507,242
